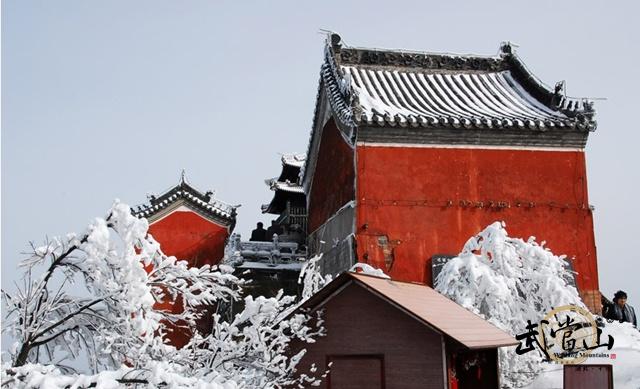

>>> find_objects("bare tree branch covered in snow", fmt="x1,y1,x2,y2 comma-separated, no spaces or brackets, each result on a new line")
434,222,584,388
297,255,332,302
1,202,325,388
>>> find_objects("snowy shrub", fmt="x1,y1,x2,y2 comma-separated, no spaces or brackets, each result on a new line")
435,221,584,388
183,292,325,388
1,202,324,388
1,361,236,389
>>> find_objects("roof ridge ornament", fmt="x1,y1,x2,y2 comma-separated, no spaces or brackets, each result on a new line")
551,80,566,109
330,32,342,50
499,41,519,57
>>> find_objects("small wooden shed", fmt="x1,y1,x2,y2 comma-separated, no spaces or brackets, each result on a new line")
291,272,517,389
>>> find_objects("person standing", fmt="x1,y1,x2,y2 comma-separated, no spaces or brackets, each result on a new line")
604,290,637,327
266,220,283,240
250,222,268,242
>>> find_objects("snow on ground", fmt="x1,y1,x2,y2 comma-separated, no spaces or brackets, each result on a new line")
1,362,237,389
524,321,640,389
435,221,640,388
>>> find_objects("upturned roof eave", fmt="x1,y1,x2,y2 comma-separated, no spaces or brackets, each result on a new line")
133,180,237,224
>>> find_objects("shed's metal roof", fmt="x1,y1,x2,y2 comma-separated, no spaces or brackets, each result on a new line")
303,272,518,350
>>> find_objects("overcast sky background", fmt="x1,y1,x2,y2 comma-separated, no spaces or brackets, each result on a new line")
3,0,639,325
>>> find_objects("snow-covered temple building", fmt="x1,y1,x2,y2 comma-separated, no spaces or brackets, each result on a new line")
304,33,601,312
133,174,237,346
134,174,237,266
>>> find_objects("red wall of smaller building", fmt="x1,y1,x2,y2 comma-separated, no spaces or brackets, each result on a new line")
355,145,600,311
148,210,229,267
308,119,355,234
148,209,231,347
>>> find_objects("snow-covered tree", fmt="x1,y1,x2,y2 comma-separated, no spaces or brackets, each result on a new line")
181,292,325,388
435,221,584,388
2,201,324,388
297,255,332,302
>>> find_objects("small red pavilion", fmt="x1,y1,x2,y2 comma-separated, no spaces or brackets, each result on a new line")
134,173,237,346
134,174,237,267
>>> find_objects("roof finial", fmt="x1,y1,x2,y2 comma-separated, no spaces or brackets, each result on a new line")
180,169,187,185
499,41,518,57
320,29,342,51
330,32,342,48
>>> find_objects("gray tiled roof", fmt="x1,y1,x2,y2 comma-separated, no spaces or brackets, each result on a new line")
133,175,236,225
323,34,596,132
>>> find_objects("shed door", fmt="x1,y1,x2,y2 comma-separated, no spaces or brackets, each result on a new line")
327,355,384,389
564,365,613,389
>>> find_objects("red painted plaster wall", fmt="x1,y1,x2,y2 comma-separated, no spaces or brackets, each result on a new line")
148,210,229,267
148,209,230,347
355,145,600,311
308,119,355,234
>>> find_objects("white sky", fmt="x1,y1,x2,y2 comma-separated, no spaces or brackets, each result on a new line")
2,0,639,323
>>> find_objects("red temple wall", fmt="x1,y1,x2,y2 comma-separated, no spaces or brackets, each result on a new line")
354,145,600,311
148,209,229,267
147,209,231,347
308,119,355,234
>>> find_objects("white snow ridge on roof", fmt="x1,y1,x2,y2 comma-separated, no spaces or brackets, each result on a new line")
281,153,306,168
320,32,597,132
345,67,568,129
272,180,305,194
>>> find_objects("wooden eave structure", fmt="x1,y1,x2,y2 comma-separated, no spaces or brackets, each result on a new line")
262,154,306,215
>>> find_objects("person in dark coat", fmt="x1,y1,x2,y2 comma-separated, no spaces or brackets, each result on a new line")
250,222,267,242
604,290,637,327
265,220,283,240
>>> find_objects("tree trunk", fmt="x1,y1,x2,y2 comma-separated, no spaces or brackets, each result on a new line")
13,342,32,367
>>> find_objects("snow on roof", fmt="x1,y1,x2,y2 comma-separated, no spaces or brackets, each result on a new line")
345,66,570,129
301,272,518,349
281,153,306,168
133,174,237,223
271,180,305,194
264,177,305,194
322,33,597,131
